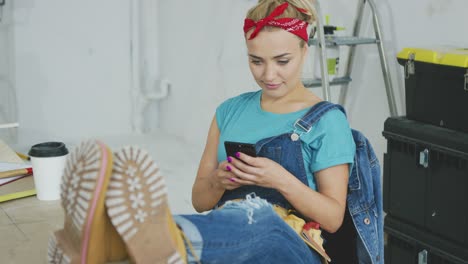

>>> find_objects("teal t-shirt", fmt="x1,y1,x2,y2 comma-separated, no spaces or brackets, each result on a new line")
216,90,355,190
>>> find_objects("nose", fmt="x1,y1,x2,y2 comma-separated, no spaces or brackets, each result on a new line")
263,63,276,82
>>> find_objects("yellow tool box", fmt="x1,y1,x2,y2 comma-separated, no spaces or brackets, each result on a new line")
397,47,468,133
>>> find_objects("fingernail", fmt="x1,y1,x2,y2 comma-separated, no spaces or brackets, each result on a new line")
235,152,241,158
227,157,232,163
229,177,236,182
226,166,231,171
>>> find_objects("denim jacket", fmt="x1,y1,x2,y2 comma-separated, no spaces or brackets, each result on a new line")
301,102,384,264
349,129,384,264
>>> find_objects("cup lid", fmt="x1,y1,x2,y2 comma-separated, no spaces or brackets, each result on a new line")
28,142,69,157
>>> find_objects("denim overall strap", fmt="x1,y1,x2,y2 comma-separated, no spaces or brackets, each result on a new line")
295,101,346,132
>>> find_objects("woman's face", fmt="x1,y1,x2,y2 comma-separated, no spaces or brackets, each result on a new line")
246,29,307,99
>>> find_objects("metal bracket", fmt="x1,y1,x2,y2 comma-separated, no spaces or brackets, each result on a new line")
418,249,428,264
464,70,468,91
419,149,429,168
405,53,416,79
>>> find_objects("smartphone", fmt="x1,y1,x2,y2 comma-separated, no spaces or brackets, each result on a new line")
224,141,257,158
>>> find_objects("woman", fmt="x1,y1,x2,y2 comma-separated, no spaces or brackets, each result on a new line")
48,1,355,263
188,0,354,262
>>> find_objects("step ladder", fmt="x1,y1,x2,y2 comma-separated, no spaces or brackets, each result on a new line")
305,0,398,117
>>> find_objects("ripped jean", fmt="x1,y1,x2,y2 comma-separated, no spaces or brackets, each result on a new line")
174,195,322,264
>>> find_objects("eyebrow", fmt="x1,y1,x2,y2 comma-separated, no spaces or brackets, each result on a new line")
248,53,291,60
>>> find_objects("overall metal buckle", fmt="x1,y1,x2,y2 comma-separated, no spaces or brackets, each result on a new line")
292,119,312,141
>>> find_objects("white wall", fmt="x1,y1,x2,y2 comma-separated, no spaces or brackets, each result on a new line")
158,0,258,154
1,0,466,164
0,2,17,132
9,0,133,143
158,0,468,163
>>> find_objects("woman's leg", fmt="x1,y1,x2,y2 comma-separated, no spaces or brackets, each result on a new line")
176,195,322,264
104,145,320,263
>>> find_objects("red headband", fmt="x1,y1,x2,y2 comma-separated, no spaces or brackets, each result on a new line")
243,2,309,42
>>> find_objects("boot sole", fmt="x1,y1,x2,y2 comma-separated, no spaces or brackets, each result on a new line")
106,146,184,264
48,235,72,264
48,140,113,264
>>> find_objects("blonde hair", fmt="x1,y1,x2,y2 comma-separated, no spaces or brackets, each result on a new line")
246,0,315,47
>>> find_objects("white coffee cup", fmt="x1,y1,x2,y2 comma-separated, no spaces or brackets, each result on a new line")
28,142,69,201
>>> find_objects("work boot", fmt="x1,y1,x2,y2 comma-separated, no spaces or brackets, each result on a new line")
106,146,187,264
48,140,127,264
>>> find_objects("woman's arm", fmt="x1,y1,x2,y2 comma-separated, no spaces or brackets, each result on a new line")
191,116,242,212
227,154,348,233
279,164,349,233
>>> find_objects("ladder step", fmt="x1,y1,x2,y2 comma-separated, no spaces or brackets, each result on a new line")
0,122,19,129
303,76,352,88
308,36,379,46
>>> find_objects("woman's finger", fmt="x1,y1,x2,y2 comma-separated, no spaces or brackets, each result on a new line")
231,177,255,186
228,157,260,176
222,177,242,190
235,152,262,167
228,164,256,182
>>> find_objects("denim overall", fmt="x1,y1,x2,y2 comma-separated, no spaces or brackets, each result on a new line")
216,131,310,209
216,101,340,210
176,102,382,264
175,105,325,264
213,101,383,264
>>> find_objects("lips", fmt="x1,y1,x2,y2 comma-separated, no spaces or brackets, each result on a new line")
264,83,281,89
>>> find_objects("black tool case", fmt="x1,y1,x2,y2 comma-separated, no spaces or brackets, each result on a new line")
385,215,468,264
397,47,468,133
382,117,468,262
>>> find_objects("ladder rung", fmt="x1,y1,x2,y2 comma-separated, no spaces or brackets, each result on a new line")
308,36,379,46
0,122,19,129
303,76,352,88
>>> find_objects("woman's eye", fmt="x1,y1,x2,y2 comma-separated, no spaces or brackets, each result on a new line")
278,60,290,65
251,60,262,65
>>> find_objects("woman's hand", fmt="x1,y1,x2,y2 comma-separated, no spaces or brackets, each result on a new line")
226,152,292,189
213,160,243,191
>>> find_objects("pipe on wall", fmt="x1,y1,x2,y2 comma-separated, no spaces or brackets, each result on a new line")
130,0,169,133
